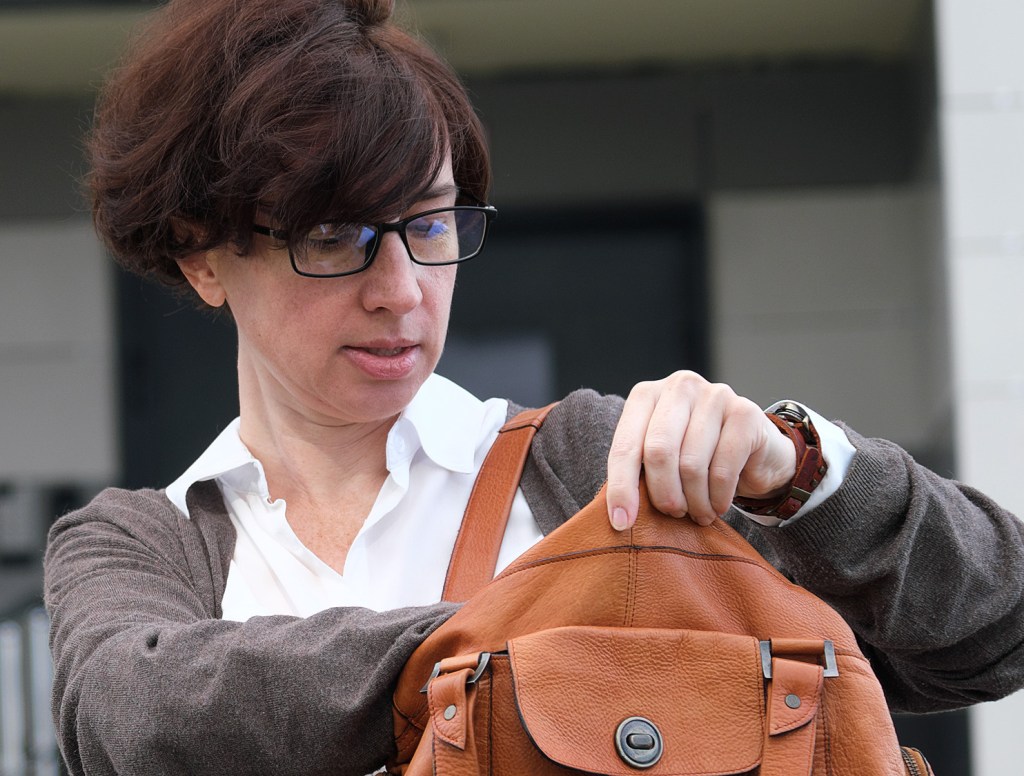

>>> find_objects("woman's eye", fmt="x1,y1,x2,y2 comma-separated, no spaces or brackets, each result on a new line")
305,224,375,251
409,218,450,240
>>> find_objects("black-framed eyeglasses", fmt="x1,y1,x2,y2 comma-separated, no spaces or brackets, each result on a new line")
252,204,497,278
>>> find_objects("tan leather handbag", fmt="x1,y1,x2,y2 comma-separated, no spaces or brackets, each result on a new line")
389,408,934,775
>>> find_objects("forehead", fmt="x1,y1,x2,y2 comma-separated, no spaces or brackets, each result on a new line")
417,153,456,198
428,151,455,187
378,151,458,219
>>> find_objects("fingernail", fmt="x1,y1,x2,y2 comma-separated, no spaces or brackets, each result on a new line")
612,507,629,531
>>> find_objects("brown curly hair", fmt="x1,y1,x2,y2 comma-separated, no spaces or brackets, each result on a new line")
87,0,491,287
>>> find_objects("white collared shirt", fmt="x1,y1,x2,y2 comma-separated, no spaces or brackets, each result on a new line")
166,376,854,621
166,374,543,620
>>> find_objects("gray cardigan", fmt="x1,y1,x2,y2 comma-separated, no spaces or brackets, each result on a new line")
44,390,1024,775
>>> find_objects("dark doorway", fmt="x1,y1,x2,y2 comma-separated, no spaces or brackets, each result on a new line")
116,273,238,490
893,711,971,776
440,203,709,405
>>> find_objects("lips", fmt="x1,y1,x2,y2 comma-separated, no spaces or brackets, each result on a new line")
342,342,420,380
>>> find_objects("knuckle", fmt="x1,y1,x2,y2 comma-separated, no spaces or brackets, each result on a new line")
677,452,705,478
605,485,629,506
709,381,738,402
731,396,762,420
653,493,687,517
627,380,658,399
670,369,702,383
664,370,704,392
685,504,713,524
608,439,641,463
708,464,734,488
692,511,718,527
642,439,675,467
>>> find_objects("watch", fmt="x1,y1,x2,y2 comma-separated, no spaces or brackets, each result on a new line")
733,401,829,521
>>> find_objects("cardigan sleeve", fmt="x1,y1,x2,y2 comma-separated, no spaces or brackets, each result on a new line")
44,488,458,776
521,391,1024,713
517,388,625,534
728,424,1024,713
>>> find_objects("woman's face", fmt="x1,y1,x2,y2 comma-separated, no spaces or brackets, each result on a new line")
181,155,460,427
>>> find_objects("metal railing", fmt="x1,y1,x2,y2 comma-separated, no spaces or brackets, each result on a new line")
0,604,59,776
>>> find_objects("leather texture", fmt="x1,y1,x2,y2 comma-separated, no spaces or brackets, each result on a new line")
441,404,557,601
390,410,931,775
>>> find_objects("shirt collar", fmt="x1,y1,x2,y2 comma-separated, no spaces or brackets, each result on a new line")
395,372,491,475
166,417,263,517
166,373,493,517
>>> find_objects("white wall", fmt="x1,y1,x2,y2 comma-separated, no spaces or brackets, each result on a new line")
0,219,117,484
935,1,1024,773
709,185,948,453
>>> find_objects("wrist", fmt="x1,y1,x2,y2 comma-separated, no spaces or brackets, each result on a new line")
733,402,828,521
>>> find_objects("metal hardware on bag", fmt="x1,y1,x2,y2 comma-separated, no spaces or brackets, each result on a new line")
822,640,839,677
420,652,492,693
759,640,839,679
615,717,664,769
443,705,457,721
785,694,802,709
901,747,927,776
760,641,772,678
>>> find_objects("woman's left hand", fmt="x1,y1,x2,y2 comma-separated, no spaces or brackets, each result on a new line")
605,371,797,529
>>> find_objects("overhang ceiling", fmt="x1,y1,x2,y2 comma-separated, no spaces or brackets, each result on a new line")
0,0,928,95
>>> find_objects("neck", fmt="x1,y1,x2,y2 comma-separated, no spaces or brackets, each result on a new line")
236,357,395,510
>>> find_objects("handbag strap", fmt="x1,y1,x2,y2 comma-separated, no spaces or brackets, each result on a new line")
440,403,557,602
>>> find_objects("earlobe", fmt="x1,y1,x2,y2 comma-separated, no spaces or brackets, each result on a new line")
178,253,227,308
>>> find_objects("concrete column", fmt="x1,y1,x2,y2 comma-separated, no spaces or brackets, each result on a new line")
935,2,1024,773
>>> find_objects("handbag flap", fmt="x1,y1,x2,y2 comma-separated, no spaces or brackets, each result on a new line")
508,626,765,776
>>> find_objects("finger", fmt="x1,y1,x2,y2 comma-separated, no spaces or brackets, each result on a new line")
640,384,694,520
606,382,658,530
707,401,764,516
676,386,733,525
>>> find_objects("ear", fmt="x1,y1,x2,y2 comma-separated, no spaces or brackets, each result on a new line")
178,253,227,308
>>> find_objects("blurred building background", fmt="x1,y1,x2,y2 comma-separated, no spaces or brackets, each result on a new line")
0,0,1021,773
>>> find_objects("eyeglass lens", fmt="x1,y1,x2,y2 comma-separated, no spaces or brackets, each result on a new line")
292,208,488,276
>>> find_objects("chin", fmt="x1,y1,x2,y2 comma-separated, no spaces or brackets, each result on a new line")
337,373,428,424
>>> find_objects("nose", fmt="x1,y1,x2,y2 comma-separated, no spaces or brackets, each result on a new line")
359,231,423,314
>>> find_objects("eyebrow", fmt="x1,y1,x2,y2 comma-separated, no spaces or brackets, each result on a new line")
419,183,459,200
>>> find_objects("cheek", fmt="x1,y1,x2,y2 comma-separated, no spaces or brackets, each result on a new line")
425,269,457,340
233,278,343,354
425,266,457,315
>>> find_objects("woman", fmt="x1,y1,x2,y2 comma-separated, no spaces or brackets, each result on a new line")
45,0,1024,773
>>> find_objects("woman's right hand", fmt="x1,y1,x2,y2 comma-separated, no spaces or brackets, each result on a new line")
604,371,797,529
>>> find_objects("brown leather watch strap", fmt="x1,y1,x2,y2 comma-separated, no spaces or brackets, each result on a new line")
441,403,557,602
733,402,828,521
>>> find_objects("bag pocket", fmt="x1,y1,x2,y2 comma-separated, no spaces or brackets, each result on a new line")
504,625,767,775
425,627,919,776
